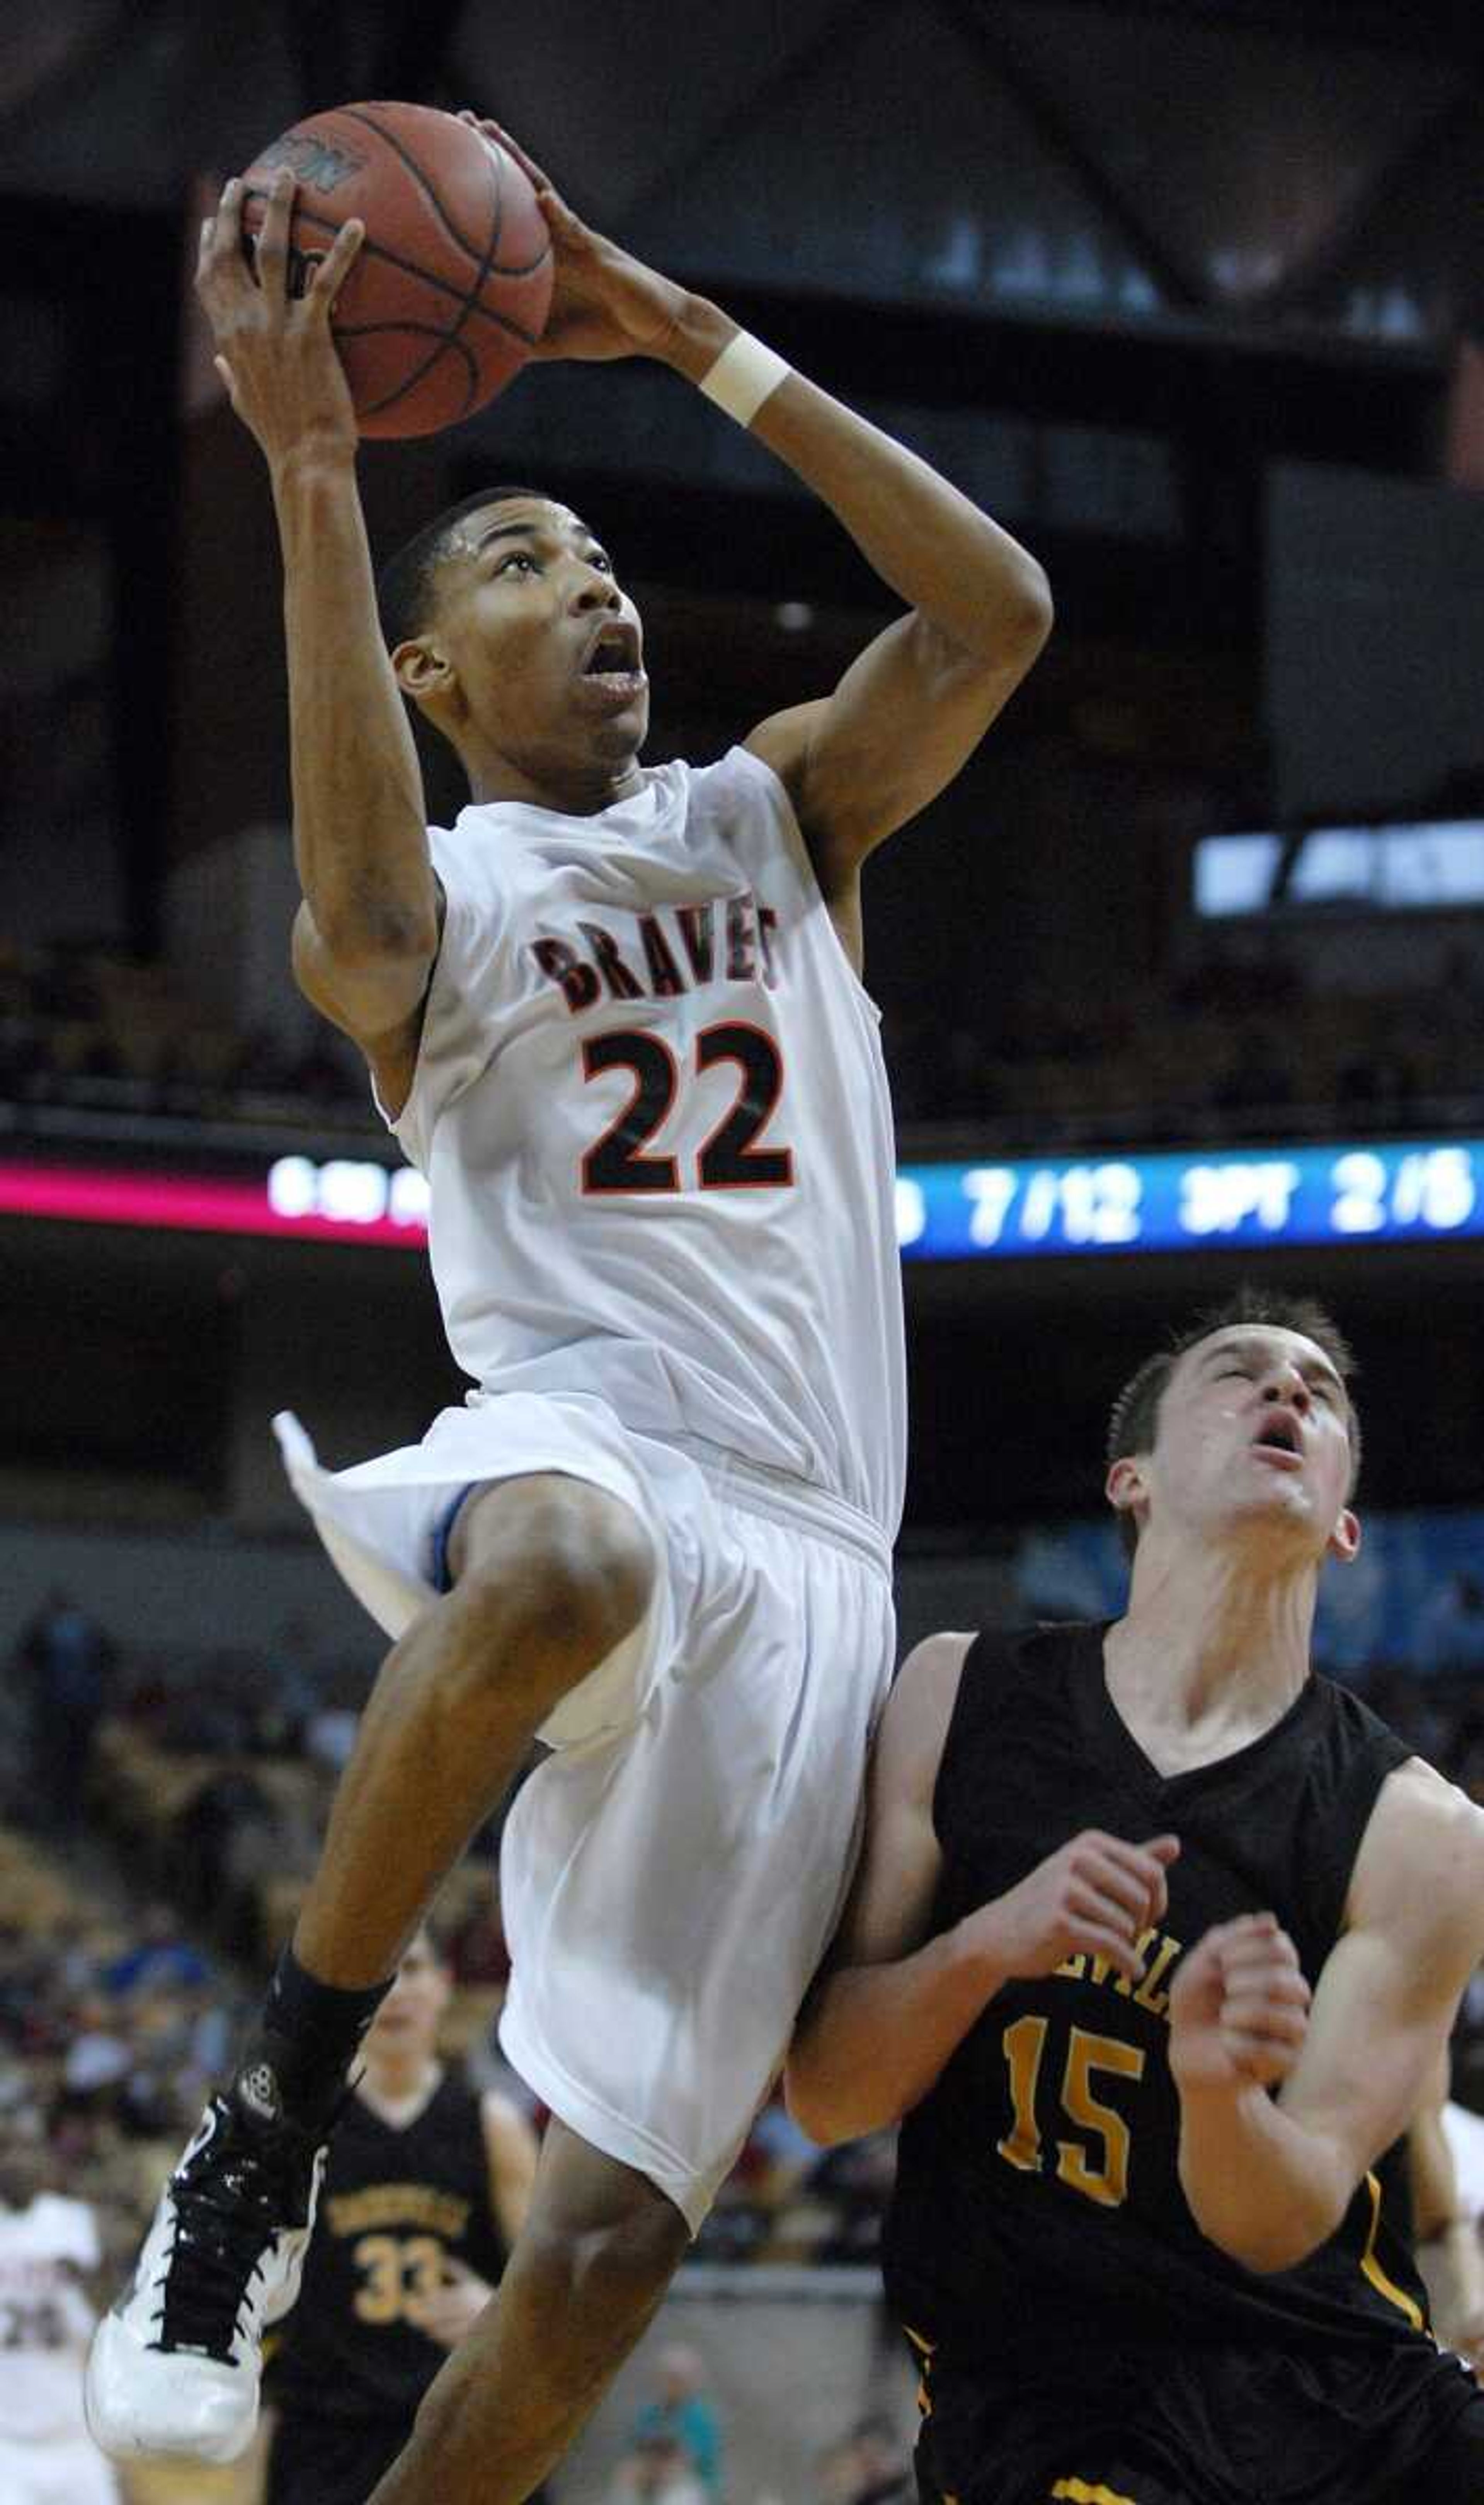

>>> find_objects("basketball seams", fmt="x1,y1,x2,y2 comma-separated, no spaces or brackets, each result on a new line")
243,196,546,347
347,326,480,428
334,105,553,281
368,128,508,424
374,129,514,426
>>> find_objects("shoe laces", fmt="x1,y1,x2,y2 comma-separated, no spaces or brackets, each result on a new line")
153,2098,316,2362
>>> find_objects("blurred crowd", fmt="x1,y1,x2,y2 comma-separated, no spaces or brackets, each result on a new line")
887,942,1484,1143
7,925,1484,1153
0,938,357,1134
0,1828,250,2293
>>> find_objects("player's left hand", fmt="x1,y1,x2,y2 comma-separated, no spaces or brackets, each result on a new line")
405,2256,494,2347
1169,1911,1312,2096
457,112,689,363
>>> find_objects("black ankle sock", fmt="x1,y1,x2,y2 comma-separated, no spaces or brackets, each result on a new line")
242,1947,393,2123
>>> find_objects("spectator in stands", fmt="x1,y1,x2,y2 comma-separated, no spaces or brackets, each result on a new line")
166,1756,277,1948
629,2345,723,2499
101,1899,211,1999
56,1999,131,2114
1415,1571,1484,1679
608,2430,709,2505
13,1590,115,1832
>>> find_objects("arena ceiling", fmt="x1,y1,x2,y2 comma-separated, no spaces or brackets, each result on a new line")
2,0,1481,351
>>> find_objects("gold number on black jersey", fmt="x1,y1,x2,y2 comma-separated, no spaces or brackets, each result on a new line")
996,2018,1145,2208
351,2232,447,2324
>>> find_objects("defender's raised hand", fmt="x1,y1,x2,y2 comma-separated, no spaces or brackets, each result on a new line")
1170,1911,1312,2094
194,167,364,468
458,112,691,364
968,1829,1180,1987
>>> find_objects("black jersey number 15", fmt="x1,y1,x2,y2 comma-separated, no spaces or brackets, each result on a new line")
580,1023,794,1195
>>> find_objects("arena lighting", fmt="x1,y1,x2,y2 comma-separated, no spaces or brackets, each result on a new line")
1194,820,1484,916
2,1141,1483,1262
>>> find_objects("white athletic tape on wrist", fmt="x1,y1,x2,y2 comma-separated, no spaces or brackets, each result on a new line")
698,332,790,426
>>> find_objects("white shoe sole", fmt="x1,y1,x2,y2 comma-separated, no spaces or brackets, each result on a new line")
83,2307,259,2465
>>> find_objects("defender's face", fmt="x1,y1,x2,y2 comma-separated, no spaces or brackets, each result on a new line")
419,495,648,761
1111,1324,1360,1563
365,1936,450,2057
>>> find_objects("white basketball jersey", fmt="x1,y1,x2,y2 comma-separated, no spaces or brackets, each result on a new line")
388,745,906,1536
0,2193,99,2439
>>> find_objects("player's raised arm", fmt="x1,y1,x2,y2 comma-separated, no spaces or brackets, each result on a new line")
194,169,440,1057
1171,1762,1484,2275
785,1635,1179,2144
735,380,1049,904
466,118,1051,925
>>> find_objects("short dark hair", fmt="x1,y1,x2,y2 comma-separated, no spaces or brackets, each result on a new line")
375,484,552,652
1105,1285,1361,1558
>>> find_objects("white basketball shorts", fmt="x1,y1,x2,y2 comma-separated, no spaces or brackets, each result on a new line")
0,2433,119,2505
275,1393,896,2229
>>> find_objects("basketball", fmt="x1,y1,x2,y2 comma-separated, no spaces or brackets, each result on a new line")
240,101,553,439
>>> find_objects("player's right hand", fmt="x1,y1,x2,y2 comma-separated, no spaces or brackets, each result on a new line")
968,1829,1179,1986
194,167,364,468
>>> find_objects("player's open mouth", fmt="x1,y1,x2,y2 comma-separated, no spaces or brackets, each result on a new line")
582,623,641,674
1251,1417,1302,1466
577,668,647,708
579,623,645,699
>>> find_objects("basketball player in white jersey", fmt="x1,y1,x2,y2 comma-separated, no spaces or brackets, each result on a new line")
0,2147,118,2505
87,119,1052,2503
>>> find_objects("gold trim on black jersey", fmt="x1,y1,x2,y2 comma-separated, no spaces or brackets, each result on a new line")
1050,2479,1139,2504
1358,2169,1426,2331
903,2322,935,2418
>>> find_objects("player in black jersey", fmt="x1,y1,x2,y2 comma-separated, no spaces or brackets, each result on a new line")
263,1929,537,2505
788,1291,1484,2505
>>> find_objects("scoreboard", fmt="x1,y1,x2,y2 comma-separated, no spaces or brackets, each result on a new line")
894,1140,1481,1261
2,1137,1482,1263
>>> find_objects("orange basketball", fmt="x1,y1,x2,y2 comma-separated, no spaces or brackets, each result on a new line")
240,101,552,439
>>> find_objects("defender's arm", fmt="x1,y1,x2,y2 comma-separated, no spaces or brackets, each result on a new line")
1172,1763,1484,2274
786,1636,1178,2146
785,1634,966,2143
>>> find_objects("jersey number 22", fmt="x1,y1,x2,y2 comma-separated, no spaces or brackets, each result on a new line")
581,1022,794,1194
